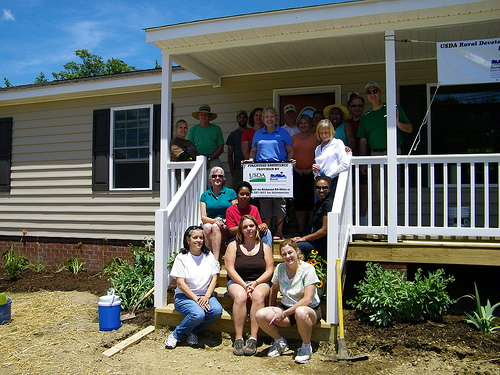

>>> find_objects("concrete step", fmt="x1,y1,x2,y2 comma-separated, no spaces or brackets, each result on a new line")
155,304,335,342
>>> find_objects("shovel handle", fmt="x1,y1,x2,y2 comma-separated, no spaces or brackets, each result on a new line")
336,259,345,339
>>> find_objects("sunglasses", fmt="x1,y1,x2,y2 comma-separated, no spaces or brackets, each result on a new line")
211,174,224,179
366,89,380,95
315,185,330,190
350,104,364,108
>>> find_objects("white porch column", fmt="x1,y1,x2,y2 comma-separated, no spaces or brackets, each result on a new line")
154,53,173,308
385,30,398,243
160,52,173,209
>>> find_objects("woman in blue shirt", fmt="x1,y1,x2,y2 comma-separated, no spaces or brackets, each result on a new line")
245,107,295,239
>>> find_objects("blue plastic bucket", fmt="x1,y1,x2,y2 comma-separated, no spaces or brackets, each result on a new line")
0,298,12,325
98,290,121,331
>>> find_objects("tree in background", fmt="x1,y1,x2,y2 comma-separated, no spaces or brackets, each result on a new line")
51,49,137,80
2,78,13,88
34,72,48,84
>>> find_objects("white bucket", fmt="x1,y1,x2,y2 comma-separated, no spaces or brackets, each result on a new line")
448,207,470,227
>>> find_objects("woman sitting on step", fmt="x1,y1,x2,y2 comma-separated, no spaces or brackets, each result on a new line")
225,214,274,356
165,226,223,349
255,239,321,364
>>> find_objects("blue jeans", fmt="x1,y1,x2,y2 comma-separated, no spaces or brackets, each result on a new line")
172,293,223,340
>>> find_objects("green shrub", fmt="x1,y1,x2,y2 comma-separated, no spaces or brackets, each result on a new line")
463,283,500,334
108,239,155,311
2,244,31,280
67,257,86,274
348,263,455,327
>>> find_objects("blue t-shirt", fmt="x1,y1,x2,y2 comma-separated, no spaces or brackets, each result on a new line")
200,186,237,219
333,123,347,145
252,125,293,162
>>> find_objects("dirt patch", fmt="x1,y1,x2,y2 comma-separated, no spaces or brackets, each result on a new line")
0,270,499,375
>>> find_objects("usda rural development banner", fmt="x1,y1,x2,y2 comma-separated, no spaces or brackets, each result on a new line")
437,37,500,84
242,162,293,198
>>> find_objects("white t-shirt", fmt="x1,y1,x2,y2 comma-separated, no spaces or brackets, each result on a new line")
271,261,320,308
282,124,301,137
170,251,218,296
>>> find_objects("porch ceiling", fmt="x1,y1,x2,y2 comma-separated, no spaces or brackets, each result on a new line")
146,0,500,86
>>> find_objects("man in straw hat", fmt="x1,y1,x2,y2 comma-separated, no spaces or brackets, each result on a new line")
188,104,225,167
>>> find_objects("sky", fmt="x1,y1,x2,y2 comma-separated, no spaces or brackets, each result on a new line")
0,0,342,87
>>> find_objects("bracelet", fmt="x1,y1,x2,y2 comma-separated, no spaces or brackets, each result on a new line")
281,311,285,319
302,237,306,242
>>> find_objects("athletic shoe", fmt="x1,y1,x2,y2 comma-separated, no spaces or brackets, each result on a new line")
187,333,198,346
243,338,257,356
233,338,244,355
294,344,313,364
165,333,178,349
267,338,288,357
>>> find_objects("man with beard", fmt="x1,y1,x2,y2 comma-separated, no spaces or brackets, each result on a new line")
226,110,248,188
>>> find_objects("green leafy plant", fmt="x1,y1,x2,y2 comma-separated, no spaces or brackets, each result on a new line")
463,283,500,334
348,263,455,327
167,251,179,271
30,241,45,272
67,257,86,274
2,244,31,280
55,260,67,273
305,249,327,289
108,239,155,311
103,257,130,277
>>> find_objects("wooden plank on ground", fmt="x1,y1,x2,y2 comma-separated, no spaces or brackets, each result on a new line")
102,325,155,357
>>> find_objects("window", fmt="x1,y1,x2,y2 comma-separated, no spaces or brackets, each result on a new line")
93,105,160,191
111,106,153,189
430,83,500,155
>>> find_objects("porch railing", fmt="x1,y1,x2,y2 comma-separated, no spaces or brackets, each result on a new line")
154,156,206,308
351,153,500,237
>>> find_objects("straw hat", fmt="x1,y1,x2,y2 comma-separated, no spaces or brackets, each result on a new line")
323,104,351,120
192,104,217,121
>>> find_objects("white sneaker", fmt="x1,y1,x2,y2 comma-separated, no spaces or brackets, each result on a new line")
267,338,288,357
165,333,178,349
295,344,313,364
187,333,198,346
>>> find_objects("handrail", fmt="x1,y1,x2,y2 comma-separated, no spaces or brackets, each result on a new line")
154,156,207,308
325,154,352,324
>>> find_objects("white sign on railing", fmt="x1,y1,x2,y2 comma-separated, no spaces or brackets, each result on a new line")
242,162,293,198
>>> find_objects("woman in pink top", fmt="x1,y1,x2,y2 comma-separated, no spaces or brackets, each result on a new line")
291,114,318,235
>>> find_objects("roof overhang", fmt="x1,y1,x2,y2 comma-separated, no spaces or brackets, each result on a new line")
145,0,500,86
0,68,207,107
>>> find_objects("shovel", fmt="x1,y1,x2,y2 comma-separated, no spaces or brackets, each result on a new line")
120,287,155,321
318,259,368,362
336,259,368,360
